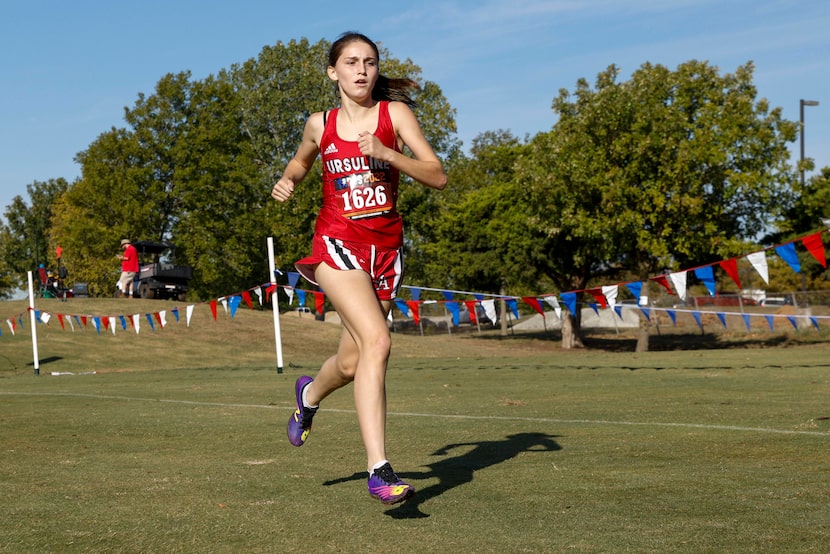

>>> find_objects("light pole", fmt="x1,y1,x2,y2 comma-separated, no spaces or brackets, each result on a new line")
799,99,819,187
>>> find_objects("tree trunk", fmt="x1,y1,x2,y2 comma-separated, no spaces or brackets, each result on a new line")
561,310,584,349
635,323,650,352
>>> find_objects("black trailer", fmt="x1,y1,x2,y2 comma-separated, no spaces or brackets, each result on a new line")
132,241,193,301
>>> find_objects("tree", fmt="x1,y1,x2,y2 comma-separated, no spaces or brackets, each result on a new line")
514,61,797,348
0,178,69,297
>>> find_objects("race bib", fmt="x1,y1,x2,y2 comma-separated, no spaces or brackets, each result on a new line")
334,170,392,220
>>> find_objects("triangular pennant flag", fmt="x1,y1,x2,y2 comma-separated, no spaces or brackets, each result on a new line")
40,312,51,325
505,298,520,320
58,313,65,330
559,292,577,317
119,315,127,330
716,312,727,328
639,307,651,322
159,311,167,328
154,312,163,327
810,317,819,330
542,296,561,319
718,258,742,289
746,251,769,284
586,288,607,309
132,314,141,334
602,285,619,308
145,313,155,331
742,314,751,332
669,271,687,302
442,290,454,301
228,296,242,318
254,286,264,306
171,307,179,322
801,232,826,268
464,301,479,325
765,315,774,331
521,297,545,317
314,291,325,316
288,272,301,288
613,306,623,320
242,291,253,310
625,281,643,301
589,303,599,316
692,311,703,329
296,289,307,306
93,317,101,335
481,299,497,324
394,299,410,318
405,301,420,325
209,300,218,320
101,317,109,331
652,275,674,295
694,266,716,297
775,243,801,273
67,315,75,332
667,310,677,326
786,316,798,330
219,297,229,315
445,301,460,326
410,287,421,301
186,305,195,327
109,316,116,335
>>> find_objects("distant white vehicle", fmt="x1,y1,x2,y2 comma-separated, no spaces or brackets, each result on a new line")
760,297,789,307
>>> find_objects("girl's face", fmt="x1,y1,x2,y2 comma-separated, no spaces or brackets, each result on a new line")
328,40,378,102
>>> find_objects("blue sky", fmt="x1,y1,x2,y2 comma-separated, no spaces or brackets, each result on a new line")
2,0,828,218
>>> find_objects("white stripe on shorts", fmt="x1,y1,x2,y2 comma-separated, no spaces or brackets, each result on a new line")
323,236,359,271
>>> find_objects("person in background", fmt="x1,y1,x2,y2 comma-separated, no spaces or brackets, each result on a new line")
271,31,447,505
117,239,139,298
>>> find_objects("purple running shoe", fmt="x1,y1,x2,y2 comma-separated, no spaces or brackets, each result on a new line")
287,376,317,447
368,462,415,505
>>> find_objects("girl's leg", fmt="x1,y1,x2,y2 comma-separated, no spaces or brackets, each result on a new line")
313,263,392,469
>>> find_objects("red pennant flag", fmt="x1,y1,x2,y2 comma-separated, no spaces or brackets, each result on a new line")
81,316,88,327
265,285,276,299
154,312,162,326
651,275,674,295
802,232,827,268
58,314,65,330
522,296,546,316
406,301,420,325
314,291,325,316
585,289,608,309
209,300,218,320
464,300,478,324
102,317,110,330
718,258,742,289
242,290,253,310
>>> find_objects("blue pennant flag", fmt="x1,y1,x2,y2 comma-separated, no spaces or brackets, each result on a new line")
288,272,301,288
667,310,677,325
742,314,751,332
694,266,716,296
625,281,642,301
639,307,651,322
394,299,409,318
560,292,577,317
505,298,519,320
296,289,306,306
692,311,703,329
410,287,421,301
775,243,801,273
228,295,242,318
145,313,155,331
716,312,727,328
445,301,460,326
786,316,798,330
765,315,774,331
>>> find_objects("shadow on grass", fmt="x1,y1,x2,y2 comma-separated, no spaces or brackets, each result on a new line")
323,432,561,519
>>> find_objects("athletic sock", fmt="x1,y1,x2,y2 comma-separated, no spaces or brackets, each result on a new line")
301,384,318,410
370,459,390,474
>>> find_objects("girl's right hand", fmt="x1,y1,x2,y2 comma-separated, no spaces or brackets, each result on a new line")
271,177,295,202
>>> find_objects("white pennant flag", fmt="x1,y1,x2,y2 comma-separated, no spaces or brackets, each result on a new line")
186,304,195,327
7,320,15,335
159,310,167,328
254,287,263,306
109,316,116,335
601,285,619,308
67,315,75,332
219,297,228,315
669,271,688,302
746,251,769,284
285,287,295,305
542,296,561,319
41,312,51,325
481,299,498,325
132,313,141,334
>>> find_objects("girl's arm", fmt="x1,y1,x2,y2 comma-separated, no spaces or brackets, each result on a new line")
271,112,324,202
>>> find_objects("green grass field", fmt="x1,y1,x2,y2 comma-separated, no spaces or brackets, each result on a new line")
2,298,829,552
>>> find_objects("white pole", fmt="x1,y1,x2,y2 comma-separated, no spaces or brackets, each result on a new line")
27,271,40,375
267,237,284,373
